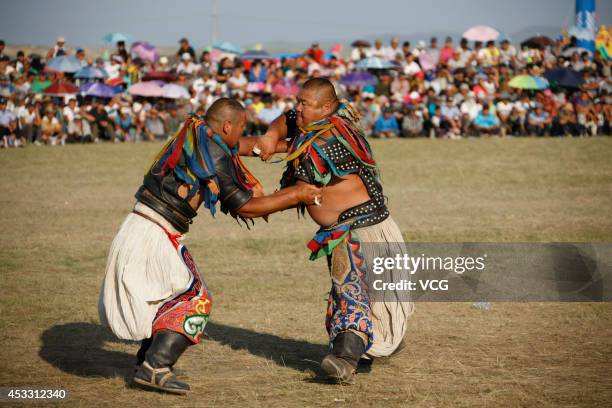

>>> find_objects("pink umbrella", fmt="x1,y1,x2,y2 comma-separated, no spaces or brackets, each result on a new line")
128,81,164,97
272,79,299,97
418,53,437,71
131,41,159,62
463,25,499,42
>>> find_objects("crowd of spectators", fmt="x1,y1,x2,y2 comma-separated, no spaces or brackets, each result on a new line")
0,33,610,148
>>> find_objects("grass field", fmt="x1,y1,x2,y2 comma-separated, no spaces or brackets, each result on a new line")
1,137,611,407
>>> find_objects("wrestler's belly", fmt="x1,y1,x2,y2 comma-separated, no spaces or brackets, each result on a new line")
298,174,370,227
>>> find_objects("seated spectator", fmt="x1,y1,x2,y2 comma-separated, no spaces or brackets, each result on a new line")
84,101,116,142
0,96,17,147
248,60,268,83
473,104,500,136
144,108,166,141
402,53,422,77
18,101,41,145
401,106,424,137
373,110,400,138
257,96,283,125
556,103,578,137
440,97,462,138
176,53,200,75
40,106,64,145
162,105,182,136
527,105,552,136
496,93,514,136
67,114,93,143
227,67,247,98
115,107,135,142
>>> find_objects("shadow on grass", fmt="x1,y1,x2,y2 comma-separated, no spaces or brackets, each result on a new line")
39,322,330,380
39,322,134,379
204,322,328,375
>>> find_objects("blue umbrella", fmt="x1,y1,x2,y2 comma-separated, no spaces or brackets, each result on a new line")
273,52,301,59
340,72,378,87
74,66,108,79
543,68,584,89
355,57,398,70
240,50,273,60
81,83,122,98
45,56,82,73
103,33,129,44
212,42,244,54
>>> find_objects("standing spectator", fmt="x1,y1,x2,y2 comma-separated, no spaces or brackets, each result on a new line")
46,37,68,59
116,41,129,63
176,53,200,75
305,42,324,64
428,37,440,63
385,37,403,62
439,37,454,65
473,104,500,136
176,38,196,61
527,104,552,136
373,110,400,138
371,39,387,59
350,42,371,62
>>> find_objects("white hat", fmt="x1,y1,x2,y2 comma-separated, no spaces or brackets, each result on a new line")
132,102,143,113
181,52,192,61
120,107,131,115
417,40,426,49
159,56,169,64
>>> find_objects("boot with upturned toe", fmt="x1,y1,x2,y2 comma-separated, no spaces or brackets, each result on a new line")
321,331,366,385
133,330,191,395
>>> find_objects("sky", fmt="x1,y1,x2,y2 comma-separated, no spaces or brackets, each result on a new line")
1,0,611,49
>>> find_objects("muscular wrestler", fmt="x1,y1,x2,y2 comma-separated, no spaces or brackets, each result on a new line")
249,78,414,384
99,98,321,395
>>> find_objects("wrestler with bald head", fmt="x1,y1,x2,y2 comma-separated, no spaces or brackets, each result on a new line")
99,98,322,395
247,79,414,384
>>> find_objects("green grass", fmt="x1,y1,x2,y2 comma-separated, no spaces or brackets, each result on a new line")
0,138,611,407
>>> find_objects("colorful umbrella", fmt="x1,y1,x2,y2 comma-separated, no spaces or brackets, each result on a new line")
74,66,108,79
542,68,584,88
43,81,80,95
162,84,190,99
44,56,82,73
81,82,122,98
508,75,549,90
355,57,398,70
562,47,592,57
340,72,378,87
131,41,159,62
128,81,164,97
212,42,244,54
418,53,437,71
240,50,273,60
521,35,555,49
142,70,175,82
103,33,129,44
463,25,499,42
272,79,299,97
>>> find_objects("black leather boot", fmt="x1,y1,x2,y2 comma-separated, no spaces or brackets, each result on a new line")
133,331,191,395
136,337,153,367
321,331,366,385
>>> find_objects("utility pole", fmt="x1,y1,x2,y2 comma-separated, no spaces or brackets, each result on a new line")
211,0,219,44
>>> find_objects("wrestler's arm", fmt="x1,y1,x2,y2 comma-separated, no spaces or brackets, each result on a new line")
253,113,289,160
236,184,320,219
238,136,288,156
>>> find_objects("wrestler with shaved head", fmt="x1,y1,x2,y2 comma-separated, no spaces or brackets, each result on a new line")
99,98,322,395
248,79,414,384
